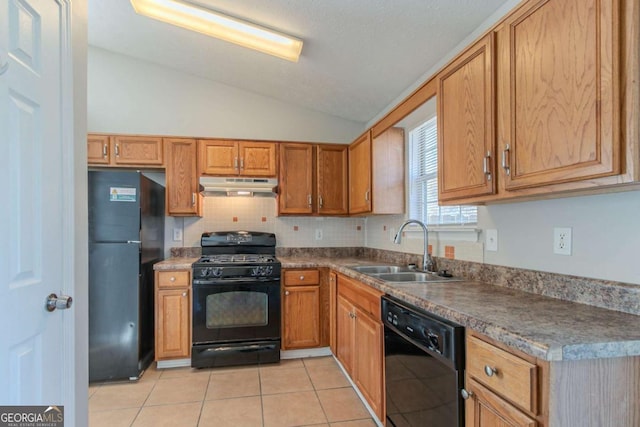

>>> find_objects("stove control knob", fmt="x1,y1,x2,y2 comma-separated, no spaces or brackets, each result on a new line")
265,266,273,276
198,268,211,277
211,267,223,277
251,267,261,276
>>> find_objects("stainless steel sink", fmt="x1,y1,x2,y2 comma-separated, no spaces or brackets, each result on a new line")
371,272,460,282
348,265,460,283
349,265,414,274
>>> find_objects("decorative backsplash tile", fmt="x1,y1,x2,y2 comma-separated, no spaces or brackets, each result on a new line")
182,197,365,248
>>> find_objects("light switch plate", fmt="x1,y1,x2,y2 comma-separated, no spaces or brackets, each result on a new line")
173,228,183,241
485,229,498,252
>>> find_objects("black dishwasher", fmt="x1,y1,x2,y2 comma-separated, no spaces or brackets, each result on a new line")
382,295,465,427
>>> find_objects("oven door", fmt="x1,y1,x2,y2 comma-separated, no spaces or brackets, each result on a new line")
192,279,280,344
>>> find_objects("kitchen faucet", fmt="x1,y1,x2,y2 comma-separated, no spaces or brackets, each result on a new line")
394,219,435,273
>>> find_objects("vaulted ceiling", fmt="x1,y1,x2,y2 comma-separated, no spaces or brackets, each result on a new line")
89,0,511,124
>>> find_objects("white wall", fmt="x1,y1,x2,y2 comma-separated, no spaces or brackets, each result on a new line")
88,46,364,143
478,190,640,284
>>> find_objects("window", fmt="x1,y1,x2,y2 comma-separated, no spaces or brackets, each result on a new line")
409,116,477,226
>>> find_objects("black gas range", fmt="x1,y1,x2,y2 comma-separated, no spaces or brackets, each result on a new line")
191,231,281,369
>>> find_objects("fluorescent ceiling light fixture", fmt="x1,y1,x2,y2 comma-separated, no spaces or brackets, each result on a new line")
130,0,303,62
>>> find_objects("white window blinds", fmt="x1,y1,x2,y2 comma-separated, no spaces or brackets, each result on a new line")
409,117,477,226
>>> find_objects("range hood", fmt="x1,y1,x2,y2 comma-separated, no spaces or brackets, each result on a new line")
199,177,278,197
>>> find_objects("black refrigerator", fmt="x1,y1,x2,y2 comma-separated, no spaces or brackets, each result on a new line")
88,171,164,382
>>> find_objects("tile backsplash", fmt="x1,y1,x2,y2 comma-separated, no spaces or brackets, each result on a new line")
181,197,365,248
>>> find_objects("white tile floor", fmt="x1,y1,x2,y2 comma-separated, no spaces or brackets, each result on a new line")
89,357,377,427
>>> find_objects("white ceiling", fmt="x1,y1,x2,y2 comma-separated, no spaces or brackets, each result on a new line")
88,0,510,124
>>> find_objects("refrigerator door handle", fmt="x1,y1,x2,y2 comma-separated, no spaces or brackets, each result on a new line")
127,240,142,244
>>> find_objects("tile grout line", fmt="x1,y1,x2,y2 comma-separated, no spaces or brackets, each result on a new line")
195,371,212,427
304,358,331,425
258,365,265,427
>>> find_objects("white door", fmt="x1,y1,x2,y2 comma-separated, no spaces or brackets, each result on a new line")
0,0,78,420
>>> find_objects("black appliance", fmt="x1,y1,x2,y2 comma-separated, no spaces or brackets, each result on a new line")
88,171,165,382
383,295,465,426
191,231,281,368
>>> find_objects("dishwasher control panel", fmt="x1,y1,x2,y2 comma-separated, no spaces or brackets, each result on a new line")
382,295,464,367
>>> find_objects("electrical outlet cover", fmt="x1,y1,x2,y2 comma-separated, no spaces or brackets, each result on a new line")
485,229,498,252
553,227,572,255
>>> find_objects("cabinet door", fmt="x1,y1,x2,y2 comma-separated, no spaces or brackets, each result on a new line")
437,33,496,202
199,140,239,175
282,285,321,349
156,288,191,360
499,0,619,190
354,308,384,421
466,377,537,427
336,294,355,374
165,138,201,216
238,141,277,177
372,128,405,214
329,271,338,355
279,143,314,214
348,132,372,214
87,134,110,165
317,145,348,215
112,136,164,166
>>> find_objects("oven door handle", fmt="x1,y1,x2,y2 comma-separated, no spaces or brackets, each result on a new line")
202,344,276,353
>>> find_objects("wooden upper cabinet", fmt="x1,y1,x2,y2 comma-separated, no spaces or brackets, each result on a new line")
348,132,372,214
278,143,348,216
498,0,620,190
199,139,277,177
112,136,164,166
437,33,496,202
88,134,164,167
198,140,238,175
279,143,314,214
349,128,405,215
87,134,110,165
239,141,277,176
165,138,201,217
317,144,348,215
371,127,405,214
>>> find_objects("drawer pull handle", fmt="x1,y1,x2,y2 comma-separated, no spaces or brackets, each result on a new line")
461,388,474,400
170,276,176,282
484,365,498,377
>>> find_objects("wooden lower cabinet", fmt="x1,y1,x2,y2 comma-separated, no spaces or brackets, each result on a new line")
466,377,537,427
155,270,191,360
334,273,384,422
282,285,320,349
465,330,640,427
282,269,330,350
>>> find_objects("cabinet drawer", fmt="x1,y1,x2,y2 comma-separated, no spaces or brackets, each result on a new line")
338,274,383,318
157,270,190,289
467,335,538,414
284,269,320,286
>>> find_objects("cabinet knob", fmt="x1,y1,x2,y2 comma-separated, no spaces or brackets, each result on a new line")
285,291,290,296
170,276,176,282
484,365,498,377
461,388,474,400
299,275,305,280
182,292,187,297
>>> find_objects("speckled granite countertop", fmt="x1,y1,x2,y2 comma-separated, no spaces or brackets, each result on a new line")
154,257,199,270
279,256,640,362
